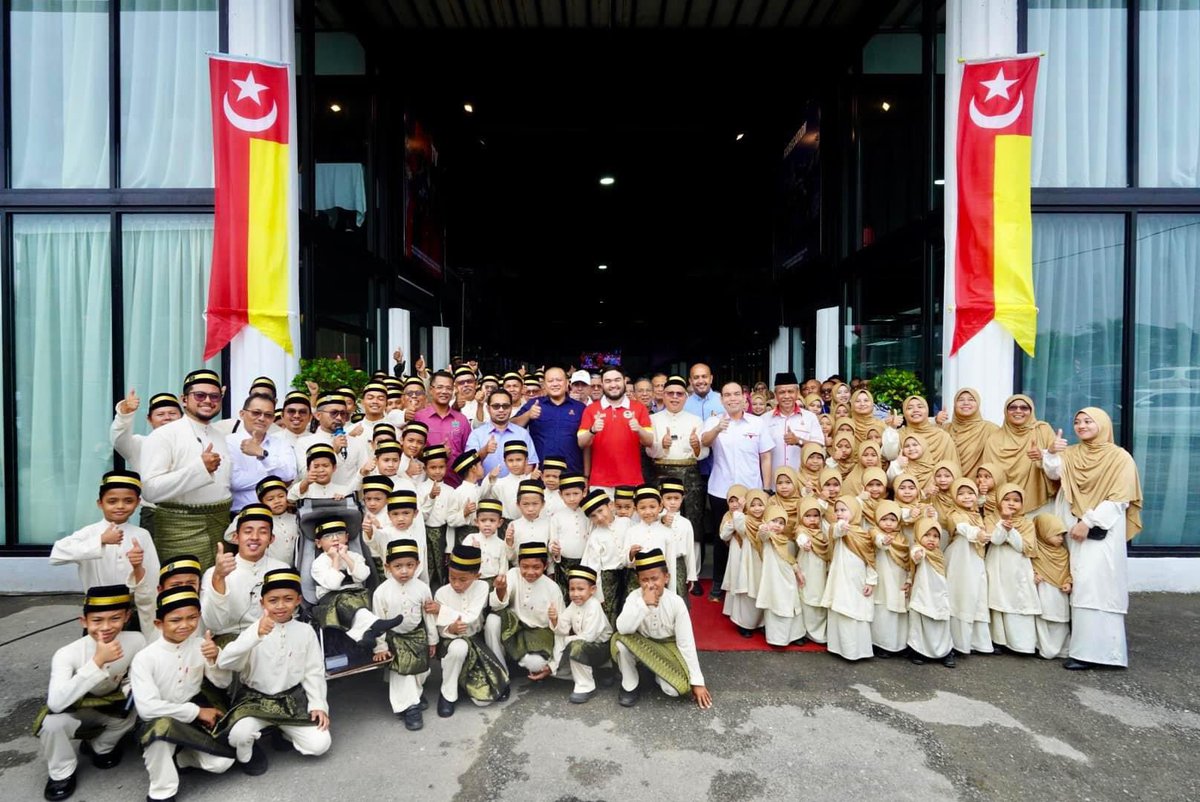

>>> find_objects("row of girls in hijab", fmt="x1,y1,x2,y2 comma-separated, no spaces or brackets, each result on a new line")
718,386,1142,671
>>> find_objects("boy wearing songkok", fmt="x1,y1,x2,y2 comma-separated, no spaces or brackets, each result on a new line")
550,565,614,704
906,517,956,667
460,499,509,588
377,488,430,584
217,569,330,775
539,456,569,516
200,505,289,645
36,586,145,801
417,443,453,588
446,448,495,544
486,542,566,682
622,485,677,595
373,441,414,493
504,479,552,561
611,549,711,709
658,478,698,598
309,519,403,646
131,589,235,801
429,544,510,717
254,475,299,564
371,538,439,731
158,554,203,593
398,420,429,485
51,470,160,640
288,444,348,501
492,440,536,520
359,474,395,567
549,472,590,597
612,485,636,518
581,489,633,626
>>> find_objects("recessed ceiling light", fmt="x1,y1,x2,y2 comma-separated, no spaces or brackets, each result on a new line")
934,178,945,186
599,176,615,186
881,101,891,111
329,103,342,112
735,133,745,141
597,264,608,270
463,103,474,113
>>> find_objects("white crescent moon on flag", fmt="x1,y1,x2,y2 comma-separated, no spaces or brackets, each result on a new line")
969,92,1024,130
223,92,278,133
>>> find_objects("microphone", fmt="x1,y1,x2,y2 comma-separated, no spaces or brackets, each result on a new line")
334,426,347,459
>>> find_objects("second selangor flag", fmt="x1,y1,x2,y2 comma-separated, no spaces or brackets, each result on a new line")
204,54,293,360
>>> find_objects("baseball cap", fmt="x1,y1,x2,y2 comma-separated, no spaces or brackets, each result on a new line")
570,370,591,385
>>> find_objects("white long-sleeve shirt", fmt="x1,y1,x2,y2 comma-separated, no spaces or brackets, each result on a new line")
418,478,454,528
662,512,698,581
286,479,350,503
295,429,368,491
46,632,145,714
550,507,589,561
49,520,159,638
433,579,490,639
445,477,494,528
311,549,370,600
490,472,530,520
460,531,508,579
489,568,564,628
199,555,289,637
581,517,631,572
140,416,232,505
646,408,710,461
616,590,705,686
217,619,328,713
130,635,231,723
226,431,297,511
371,577,438,653
553,595,613,642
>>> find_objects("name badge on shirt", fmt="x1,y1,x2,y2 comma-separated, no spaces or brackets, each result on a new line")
623,410,633,419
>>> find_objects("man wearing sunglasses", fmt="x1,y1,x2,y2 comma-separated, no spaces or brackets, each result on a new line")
295,393,370,490
140,369,235,571
464,389,538,477
226,393,297,511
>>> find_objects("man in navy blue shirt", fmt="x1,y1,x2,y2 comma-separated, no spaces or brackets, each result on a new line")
512,366,586,474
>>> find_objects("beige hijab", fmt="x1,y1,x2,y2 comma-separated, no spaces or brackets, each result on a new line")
763,502,796,565
844,440,882,496
772,467,802,535
912,516,946,576
929,460,962,531
1056,407,1143,540
849,388,880,444
901,395,961,468
743,489,769,556
975,462,1007,528
1032,513,1073,590
722,483,749,546
873,499,911,571
948,477,986,558
798,496,832,562
996,482,1038,559
946,388,999,477
858,467,889,525
983,394,1059,511
836,495,875,569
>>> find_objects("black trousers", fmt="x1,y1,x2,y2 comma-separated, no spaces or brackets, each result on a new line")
706,493,730,594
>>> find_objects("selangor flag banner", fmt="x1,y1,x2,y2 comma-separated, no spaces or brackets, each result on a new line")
952,54,1041,357
204,54,293,360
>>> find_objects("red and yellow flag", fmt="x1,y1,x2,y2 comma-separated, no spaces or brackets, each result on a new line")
952,55,1041,356
204,55,293,360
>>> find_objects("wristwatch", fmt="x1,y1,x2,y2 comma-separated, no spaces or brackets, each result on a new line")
258,450,269,460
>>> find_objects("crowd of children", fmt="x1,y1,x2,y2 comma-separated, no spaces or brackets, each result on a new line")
37,366,1141,801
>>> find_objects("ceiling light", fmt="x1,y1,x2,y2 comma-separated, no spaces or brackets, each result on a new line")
597,264,608,271
329,103,342,113
881,101,891,111
934,178,945,186
735,133,745,141
463,103,474,113
599,176,615,186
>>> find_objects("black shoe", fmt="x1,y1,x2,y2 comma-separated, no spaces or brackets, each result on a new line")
497,684,511,702
568,690,594,704
618,687,640,708
90,744,123,769
738,627,754,638
360,613,406,644
401,705,424,731
437,693,456,718
1063,658,1091,671
598,669,616,688
874,647,892,659
689,584,705,597
239,742,269,776
43,774,75,801
418,696,429,711
707,592,722,603
148,796,175,802
942,653,957,668
267,727,291,752
791,636,809,646
909,653,927,665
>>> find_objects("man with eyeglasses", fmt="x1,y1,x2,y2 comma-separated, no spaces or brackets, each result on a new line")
140,369,234,570
275,390,314,449
226,393,297,511
451,365,489,427
295,393,369,490
464,389,538,477
415,371,471,487
648,375,709,583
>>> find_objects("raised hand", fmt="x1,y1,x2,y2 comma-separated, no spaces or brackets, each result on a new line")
493,572,508,599
101,523,124,546
626,413,640,432
118,388,140,415
661,427,673,451
240,437,265,457
689,427,701,454
93,637,124,667
718,414,731,433
1027,437,1043,462
505,523,515,547
201,442,221,474
547,602,558,628
257,611,276,637
935,409,950,425
592,413,606,434
484,435,498,456
127,537,145,570
463,499,477,516
214,542,236,580
200,630,219,662
430,481,441,499
529,400,542,420
1050,428,1068,454
349,424,364,437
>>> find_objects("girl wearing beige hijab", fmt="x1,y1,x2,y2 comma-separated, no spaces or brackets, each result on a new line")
869,500,911,656
820,496,877,661
850,388,900,459
794,497,831,643
1042,407,1142,669
944,388,999,478
985,483,1043,655
893,395,961,468
717,484,749,622
1031,514,1073,661
945,478,994,655
907,516,956,667
724,489,767,635
982,394,1063,516
756,492,807,647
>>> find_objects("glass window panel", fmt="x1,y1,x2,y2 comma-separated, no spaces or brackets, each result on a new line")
1028,0,1127,187
1138,0,1200,187
9,0,111,188
1133,214,1200,545
121,214,217,431
12,215,112,544
120,0,218,187
1021,214,1125,438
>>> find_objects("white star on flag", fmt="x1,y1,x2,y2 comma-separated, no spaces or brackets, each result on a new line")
232,71,268,105
980,67,1018,102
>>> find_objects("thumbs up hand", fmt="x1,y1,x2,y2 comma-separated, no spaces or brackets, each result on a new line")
529,400,542,420
101,523,124,546
201,442,221,473
127,537,145,570
627,413,640,432
200,629,219,662
1027,437,1043,462
689,427,701,454
118,388,140,415
214,542,236,580
592,413,606,434
257,611,275,637
661,427,673,451
1050,428,1068,454
718,414,731,433
484,435,498,456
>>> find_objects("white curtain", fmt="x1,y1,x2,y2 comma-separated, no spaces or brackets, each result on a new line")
122,215,218,430
9,1,110,188
12,216,113,545
120,0,218,188
1133,215,1200,545
1021,214,1125,436
1138,1,1200,188
1028,0,1128,188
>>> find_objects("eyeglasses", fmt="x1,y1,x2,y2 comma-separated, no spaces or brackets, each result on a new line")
664,390,686,398
489,403,511,410
243,410,272,419
190,391,222,402
284,408,309,416
1007,403,1032,412
404,391,425,398
323,409,349,418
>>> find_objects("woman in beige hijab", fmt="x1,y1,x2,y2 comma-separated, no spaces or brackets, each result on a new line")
982,394,1062,516
944,388,999,478
895,395,961,469
1042,408,1142,669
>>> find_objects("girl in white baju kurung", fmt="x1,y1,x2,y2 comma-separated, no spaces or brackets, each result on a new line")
945,478,993,654
1040,407,1142,670
907,517,955,666
717,484,748,610
724,489,766,633
820,496,877,661
857,467,889,530
794,497,831,642
1030,513,1072,660
986,483,1042,654
755,488,806,646
869,501,911,655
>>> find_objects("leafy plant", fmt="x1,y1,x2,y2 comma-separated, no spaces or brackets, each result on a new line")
291,357,370,397
868,368,926,411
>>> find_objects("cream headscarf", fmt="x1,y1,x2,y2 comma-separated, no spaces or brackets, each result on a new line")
995,482,1038,559
835,495,875,569
763,502,797,565
798,496,832,562
1056,407,1143,540
873,499,911,572
983,394,1059,512
948,477,985,558
945,388,999,477
1032,513,1073,589
912,516,946,576
901,395,961,468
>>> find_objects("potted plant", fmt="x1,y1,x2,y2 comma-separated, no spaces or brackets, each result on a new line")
868,368,926,411
290,357,370,396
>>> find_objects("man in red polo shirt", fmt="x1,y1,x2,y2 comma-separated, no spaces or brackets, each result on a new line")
577,366,655,493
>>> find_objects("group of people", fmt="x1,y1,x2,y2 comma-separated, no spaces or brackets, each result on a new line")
36,357,1143,802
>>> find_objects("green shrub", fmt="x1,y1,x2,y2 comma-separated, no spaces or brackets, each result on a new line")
868,368,926,411
290,357,370,397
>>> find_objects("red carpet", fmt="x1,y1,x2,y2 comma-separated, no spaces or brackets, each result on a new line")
689,580,827,653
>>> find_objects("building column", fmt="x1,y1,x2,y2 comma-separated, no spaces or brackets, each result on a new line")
226,0,301,400
941,0,1020,423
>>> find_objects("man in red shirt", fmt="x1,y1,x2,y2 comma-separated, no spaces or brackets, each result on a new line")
577,366,655,493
